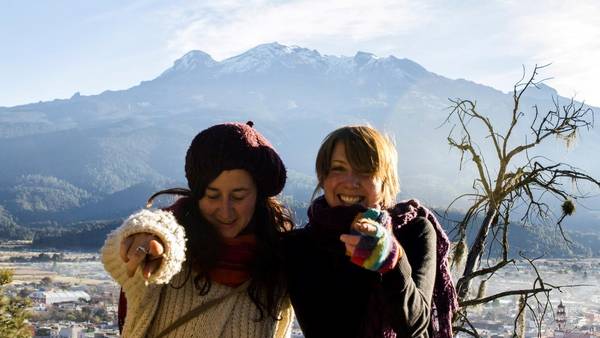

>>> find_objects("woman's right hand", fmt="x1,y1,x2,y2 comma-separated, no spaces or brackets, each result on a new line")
119,233,165,279
339,209,401,273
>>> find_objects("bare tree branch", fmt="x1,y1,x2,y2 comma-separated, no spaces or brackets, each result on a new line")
443,65,599,333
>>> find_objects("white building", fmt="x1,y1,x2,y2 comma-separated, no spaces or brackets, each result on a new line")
30,290,91,305
58,326,83,338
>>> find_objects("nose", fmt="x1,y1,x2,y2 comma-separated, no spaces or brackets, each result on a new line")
343,172,360,188
217,198,235,221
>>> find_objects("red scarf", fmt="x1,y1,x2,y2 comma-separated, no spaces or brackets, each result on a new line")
207,234,257,287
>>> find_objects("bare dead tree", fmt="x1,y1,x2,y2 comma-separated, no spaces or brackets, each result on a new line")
443,64,599,335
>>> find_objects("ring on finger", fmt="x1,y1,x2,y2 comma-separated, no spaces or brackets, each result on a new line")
136,246,149,255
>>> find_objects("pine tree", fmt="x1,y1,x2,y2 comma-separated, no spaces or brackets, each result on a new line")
0,269,32,338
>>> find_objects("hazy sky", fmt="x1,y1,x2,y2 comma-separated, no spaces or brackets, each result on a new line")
2,0,599,107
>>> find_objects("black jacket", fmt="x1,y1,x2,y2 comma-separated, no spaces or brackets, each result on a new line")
283,215,436,338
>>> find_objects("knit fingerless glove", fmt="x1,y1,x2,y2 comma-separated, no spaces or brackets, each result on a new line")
350,208,401,273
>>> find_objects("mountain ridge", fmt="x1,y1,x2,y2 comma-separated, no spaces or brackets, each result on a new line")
0,42,597,254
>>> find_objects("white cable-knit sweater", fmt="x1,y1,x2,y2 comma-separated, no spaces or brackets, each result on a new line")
101,209,293,338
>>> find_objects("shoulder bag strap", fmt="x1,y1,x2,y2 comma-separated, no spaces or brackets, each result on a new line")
154,282,249,338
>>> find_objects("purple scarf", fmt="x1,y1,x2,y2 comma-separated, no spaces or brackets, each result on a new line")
389,199,458,338
307,197,458,338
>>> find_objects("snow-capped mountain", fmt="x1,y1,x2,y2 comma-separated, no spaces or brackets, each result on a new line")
0,42,597,237
162,50,217,75
159,42,430,81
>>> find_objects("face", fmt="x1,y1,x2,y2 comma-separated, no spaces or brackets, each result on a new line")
198,169,258,239
323,142,382,209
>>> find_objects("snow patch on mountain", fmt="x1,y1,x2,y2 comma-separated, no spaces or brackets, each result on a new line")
219,42,325,74
161,50,216,76
354,51,379,67
156,42,431,83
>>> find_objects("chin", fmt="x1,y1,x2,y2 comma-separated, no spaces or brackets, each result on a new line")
217,229,237,239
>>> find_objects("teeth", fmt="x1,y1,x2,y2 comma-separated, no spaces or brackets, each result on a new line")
339,195,360,204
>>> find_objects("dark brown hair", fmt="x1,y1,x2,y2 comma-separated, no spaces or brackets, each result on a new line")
150,191,293,321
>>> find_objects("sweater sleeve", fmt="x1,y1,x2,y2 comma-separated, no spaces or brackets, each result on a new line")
381,216,436,337
101,209,187,297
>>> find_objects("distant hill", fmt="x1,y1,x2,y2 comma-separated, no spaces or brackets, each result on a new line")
0,205,31,240
29,206,600,259
0,42,598,255
32,219,120,249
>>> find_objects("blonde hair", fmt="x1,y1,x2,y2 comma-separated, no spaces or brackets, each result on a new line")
315,125,400,208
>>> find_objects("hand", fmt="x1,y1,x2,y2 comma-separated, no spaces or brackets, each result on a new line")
340,218,379,256
120,233,165,279
339,211,401,273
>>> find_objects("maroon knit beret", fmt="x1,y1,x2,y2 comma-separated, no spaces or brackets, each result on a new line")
184,121,286,199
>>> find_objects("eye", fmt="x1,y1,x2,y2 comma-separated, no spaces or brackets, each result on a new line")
205,194,220,200
330,165,346,172
231,193,247,201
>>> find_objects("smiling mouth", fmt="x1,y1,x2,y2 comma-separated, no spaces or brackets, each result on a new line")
217,220,236,227
338,194,363,205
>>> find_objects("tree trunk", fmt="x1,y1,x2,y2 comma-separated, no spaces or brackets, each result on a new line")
457,207,497,300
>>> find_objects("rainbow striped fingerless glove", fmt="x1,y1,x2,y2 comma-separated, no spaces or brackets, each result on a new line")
350,208,401,273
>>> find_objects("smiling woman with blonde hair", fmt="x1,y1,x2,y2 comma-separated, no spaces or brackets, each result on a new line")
284,125,458,338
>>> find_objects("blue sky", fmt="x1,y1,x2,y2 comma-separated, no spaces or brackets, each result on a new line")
2,0,599,107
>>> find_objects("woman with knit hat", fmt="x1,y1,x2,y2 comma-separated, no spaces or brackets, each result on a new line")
283,125,458,338
101,122,294,338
